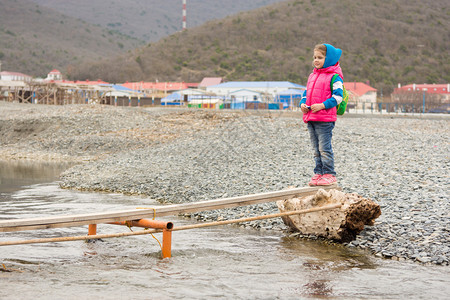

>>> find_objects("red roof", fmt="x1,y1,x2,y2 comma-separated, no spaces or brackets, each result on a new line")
122,82,193,92
49,69,61,74
47,79,109,85
344,82,377,96
0,71,32,78
393,84,449,95
187,82,199,88
199,77,223,87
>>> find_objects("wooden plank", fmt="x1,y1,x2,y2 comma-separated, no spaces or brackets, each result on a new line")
0,204,342,246
0,185,339,232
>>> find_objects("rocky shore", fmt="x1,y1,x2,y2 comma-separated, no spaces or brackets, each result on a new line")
1,101,449,265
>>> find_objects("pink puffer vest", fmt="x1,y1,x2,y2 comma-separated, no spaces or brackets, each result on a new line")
303,63,343,123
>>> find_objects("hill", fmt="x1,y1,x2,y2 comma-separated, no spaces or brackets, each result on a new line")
69,0,450,94
0,0,143,77
30,0,286,42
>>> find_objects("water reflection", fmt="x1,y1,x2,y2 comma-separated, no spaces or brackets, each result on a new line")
0,160,73,193
303,279,333,297
0,160,73,180
280,235,376,270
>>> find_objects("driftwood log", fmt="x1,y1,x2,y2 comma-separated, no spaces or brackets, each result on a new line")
277,189,381,242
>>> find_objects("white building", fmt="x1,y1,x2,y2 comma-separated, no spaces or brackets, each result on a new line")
229,89,263,102
206,81,305,100
344,82,377,108
45,69,63,81
0,71,32,82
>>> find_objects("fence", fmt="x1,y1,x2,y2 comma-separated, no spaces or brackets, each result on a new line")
348,101,450,114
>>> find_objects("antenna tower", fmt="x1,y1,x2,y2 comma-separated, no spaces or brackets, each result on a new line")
182,0,187,30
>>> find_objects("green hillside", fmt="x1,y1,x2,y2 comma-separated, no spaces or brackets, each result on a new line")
69,0,450,94
30,0,286,42
0,0,143,77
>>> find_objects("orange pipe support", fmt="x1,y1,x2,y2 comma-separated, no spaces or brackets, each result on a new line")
162,229,172,258
109,219,173,258
88,224,97,235
109,219,173,230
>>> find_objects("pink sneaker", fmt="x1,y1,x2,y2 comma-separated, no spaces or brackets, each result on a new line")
308,174,322,186
316,174,337,186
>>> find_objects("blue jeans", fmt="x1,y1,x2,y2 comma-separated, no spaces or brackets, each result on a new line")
307,121,336,176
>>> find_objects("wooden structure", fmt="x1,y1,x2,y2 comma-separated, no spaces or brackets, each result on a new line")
0,80,163,106
0,80,118,105
0,185,340,258
0,80,26,102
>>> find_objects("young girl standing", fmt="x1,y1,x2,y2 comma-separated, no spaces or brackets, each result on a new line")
300,43,344,186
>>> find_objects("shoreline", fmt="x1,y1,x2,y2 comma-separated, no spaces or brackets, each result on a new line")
1,102,449,265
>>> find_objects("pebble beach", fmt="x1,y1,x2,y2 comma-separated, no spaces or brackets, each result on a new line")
1,101,449,265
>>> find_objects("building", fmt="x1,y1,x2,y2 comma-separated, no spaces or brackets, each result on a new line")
206,81,304,100
0,71,32,82
0,71,33,102
344,82,377,108
392,84,450,102
122,82,199,96
161,88,208,103
45,69,63,81
391,83,450,112
274,88,306,109
198,77,223,89
229,89,263,102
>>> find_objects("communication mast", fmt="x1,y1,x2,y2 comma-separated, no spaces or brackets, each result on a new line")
182,0,187,30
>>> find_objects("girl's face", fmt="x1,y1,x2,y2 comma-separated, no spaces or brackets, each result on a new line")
313,50,326,69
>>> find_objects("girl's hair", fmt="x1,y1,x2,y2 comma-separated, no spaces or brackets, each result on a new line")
312,44,327,67
314,44,327,56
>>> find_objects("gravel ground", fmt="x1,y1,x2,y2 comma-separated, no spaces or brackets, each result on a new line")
1,101,449,265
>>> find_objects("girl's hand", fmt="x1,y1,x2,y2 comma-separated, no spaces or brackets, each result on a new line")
300,104,309,113
311,103,325,112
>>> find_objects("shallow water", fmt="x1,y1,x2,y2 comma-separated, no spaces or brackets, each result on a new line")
0,161,449,299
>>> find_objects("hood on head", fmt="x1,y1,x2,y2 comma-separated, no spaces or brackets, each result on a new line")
323,44,342,68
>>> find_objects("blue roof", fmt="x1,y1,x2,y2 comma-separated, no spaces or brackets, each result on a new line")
161,92,182,102
277,88,306,95
229,89,262,95
100,84,138,92
209,81,304,89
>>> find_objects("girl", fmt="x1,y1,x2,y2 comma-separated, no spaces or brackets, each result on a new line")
300,43,344,186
